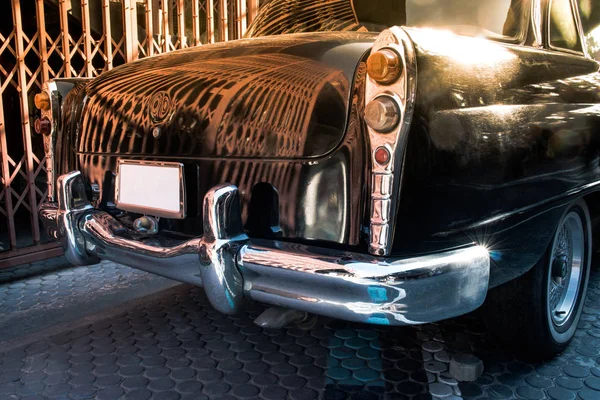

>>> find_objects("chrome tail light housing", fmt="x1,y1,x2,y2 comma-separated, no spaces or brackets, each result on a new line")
34,79,89,201
35,81,59,201
365,28,417,257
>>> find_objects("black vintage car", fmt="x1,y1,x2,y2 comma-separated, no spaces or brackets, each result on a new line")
36,0,600,357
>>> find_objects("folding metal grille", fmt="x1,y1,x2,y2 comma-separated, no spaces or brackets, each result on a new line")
0,0,260,267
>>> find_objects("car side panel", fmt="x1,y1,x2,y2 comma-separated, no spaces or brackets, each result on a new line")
396,29,600,286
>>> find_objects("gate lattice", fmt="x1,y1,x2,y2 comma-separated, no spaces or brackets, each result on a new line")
0,0,259,268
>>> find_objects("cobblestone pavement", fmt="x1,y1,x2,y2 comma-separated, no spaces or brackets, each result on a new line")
0,258,177,345
0,257,73,284
0,259,598,399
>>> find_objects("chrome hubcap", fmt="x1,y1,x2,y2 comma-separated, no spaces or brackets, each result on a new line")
548,211,584,327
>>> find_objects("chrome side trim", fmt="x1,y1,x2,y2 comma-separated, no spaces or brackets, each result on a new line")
531,0,544,48
365,27,418,256
40,176,490,326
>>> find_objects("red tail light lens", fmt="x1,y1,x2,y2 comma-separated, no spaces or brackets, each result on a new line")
374,147,391,165
34,117,51,135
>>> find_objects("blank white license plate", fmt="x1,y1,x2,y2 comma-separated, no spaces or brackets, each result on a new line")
115,160,186,219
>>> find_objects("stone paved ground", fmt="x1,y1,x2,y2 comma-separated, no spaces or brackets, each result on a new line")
0,257,72,285
0,258,178,346
0,258,598,400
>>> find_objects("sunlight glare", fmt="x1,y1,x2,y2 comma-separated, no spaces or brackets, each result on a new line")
411,28,517,66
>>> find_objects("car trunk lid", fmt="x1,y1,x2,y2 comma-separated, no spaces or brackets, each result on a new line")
79,32,376,159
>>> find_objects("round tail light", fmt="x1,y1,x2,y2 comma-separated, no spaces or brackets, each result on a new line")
364,96,400,133
34,117,51,135
34,92,51,111
374,146,391,165
367,49,403,84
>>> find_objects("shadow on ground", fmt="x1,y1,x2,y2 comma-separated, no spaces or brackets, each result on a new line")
0,258,598,399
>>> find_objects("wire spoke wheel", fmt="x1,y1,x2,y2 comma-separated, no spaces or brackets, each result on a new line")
484,200,591,358
547,211,584,328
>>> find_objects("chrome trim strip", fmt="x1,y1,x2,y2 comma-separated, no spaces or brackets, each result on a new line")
531,0,544,48
365,27,418,256
42,80,58,201
39,175,490,326
114,159,187,219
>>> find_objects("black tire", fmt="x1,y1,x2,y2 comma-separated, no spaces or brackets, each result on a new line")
484,199,592,359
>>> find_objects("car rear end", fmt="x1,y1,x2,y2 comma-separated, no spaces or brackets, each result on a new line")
35,28,489,326
41,32,375,248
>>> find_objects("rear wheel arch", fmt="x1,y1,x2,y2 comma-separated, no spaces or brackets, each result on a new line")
582,191,600,251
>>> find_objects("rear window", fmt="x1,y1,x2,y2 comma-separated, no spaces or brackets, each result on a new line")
549,0,583,52
578,0,600,59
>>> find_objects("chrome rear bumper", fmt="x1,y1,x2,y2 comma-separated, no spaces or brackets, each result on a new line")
40,171,490,326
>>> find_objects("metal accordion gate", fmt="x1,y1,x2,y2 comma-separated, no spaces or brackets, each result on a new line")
0,0,259,268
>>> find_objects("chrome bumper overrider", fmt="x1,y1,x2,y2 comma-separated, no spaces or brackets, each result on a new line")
39,171,490,326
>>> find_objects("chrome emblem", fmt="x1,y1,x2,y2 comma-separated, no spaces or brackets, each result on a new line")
149,91,173,123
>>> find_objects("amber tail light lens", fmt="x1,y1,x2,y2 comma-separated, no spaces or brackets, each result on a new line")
34,92,51,111
364,96,400,133
366,49,403,84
